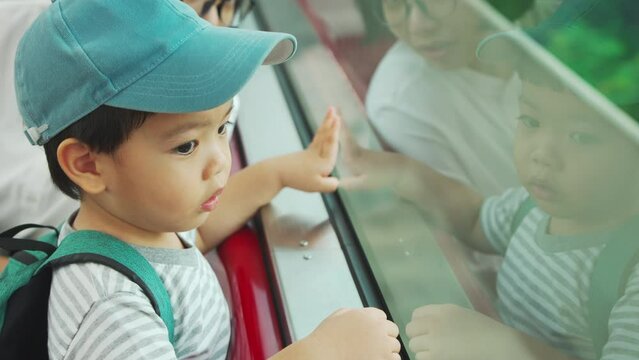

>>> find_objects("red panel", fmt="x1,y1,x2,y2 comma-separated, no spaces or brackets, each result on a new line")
219,226,283,360
213,103,282,359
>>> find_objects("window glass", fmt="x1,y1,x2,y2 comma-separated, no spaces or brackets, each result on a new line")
258,1,639,359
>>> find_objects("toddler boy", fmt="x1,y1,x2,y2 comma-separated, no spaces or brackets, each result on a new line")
14,0,401,358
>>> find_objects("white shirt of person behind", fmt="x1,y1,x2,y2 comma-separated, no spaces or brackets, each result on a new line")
367,41,521,196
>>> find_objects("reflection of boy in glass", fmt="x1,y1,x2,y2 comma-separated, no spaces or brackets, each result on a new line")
366,0,554,197
344,0,639,358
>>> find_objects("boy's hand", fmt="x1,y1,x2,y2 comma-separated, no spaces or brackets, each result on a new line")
406,304,513,360
276,107,341,192
303,307,401,360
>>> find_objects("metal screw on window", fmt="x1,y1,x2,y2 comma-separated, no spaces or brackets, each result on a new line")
299,240,309,247
303,254,313,260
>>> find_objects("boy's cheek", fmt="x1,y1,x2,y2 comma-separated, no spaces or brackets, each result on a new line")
512,145,528,172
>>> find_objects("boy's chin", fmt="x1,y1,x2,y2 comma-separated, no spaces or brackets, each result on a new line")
168,213,210,233
189,215,210,230
536,200,587,223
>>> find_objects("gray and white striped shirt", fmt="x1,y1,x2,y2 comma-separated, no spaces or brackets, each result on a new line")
48,219,230,360
481,187,639,360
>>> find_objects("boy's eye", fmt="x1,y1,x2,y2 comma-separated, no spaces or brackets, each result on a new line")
217,121,231,136
570,132,598,145
518,115,540,128
174,140,198,155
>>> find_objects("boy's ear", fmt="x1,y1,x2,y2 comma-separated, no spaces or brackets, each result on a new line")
57,138,106,195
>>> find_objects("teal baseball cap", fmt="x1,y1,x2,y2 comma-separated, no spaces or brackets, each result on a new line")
15,0,296,145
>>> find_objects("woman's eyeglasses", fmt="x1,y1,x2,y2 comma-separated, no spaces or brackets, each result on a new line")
381,0,457,24
200,0,255,27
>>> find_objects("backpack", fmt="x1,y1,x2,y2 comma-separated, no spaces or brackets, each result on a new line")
511,197,639,359
0,224,175,359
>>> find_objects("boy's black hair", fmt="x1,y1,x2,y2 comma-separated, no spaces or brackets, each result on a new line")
43,106,152,200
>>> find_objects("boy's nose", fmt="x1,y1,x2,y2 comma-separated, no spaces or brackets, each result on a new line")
532,152,550,167
202,145,229,181
530,145,559,171
526,129,563,171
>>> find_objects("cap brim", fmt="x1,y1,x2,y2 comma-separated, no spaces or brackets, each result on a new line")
476,21,563,70
106,26,296,113
476,30,528,68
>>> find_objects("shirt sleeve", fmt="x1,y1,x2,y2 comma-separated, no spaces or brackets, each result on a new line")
479,187,530,255
602,264,639,360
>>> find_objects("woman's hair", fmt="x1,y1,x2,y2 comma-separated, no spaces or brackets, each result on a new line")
43,105,152,199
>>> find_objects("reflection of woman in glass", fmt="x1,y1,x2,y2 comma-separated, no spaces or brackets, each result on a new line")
366,0,556,196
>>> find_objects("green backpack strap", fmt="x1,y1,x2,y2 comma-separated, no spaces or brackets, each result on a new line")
588,223,639,359
39,230,175,345
510,196,536,234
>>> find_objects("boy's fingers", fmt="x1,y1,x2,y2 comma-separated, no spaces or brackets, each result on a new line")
320,107,338,134
390,337,401,353
331,308,349,316
362,307,388,320
387,320,400,337
317,176,339,192
309,109,332,149
321,140,339,161
319,127,339,159
313,108,340,158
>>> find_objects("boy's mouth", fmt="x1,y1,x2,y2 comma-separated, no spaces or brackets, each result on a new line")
528,180,557,202
201,188,224,211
